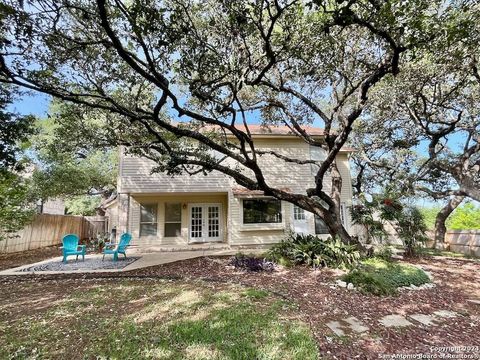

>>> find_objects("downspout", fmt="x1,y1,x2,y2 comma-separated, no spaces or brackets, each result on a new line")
127,193,131,233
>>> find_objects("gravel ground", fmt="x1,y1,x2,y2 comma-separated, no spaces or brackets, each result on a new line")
18,256,139,272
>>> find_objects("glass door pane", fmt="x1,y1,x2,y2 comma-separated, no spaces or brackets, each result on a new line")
190,206,203,239
208,206,220,238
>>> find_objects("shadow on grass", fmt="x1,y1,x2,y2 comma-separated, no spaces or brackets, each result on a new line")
0,280,318,360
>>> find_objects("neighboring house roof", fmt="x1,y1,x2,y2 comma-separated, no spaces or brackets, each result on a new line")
102,193,118,209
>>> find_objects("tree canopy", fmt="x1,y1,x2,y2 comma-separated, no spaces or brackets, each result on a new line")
0,85,36,238
0,85,35,171
1,0,477,246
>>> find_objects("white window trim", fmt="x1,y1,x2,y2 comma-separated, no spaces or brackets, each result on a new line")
139,203,158,237
293,205,306,221
164,202,182,238
340,203,349,230
240,198,285,231
187,203,223,243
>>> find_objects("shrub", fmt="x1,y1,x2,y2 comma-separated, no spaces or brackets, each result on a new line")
267,233,360,269
342,258,430,296
353,193,429,257
342,270,393,296
374,246,393,261
396,206,429,257
230,253,275,272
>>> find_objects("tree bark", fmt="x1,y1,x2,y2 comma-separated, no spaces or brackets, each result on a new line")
433,195,464,247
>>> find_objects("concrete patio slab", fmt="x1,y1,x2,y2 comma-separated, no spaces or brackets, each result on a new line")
0,248,265,275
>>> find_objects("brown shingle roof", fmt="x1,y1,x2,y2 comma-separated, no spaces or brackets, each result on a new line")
233,124,324,136
232,187,292,197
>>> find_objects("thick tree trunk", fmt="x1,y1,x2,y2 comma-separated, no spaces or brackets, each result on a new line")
318,160,366,252
319,207,366,252
433,195,464,248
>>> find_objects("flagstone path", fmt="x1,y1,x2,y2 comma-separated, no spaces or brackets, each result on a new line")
326,309,460,337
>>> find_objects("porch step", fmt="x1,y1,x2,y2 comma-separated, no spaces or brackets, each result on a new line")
131,244,272,254
135,244,231,253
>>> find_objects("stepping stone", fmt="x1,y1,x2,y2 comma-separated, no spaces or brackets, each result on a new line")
326,321,345,336
409,314,437,326
433,310,457,318
467,299,480,305
379,314,413,328
344,316,369,333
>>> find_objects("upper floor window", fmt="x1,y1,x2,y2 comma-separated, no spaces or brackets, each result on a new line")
164,203,182,237
243,199,282,224
140,204,157,236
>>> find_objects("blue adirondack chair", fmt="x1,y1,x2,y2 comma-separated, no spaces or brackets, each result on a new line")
62,234,86,263
103,232,132,261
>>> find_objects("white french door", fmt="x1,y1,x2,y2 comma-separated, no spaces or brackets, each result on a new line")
188,203,222,243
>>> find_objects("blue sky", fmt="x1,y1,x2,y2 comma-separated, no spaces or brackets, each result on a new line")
11,92,50,117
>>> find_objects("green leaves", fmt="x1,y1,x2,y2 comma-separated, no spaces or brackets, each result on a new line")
28,104,118,203
0,171,35,239
0,86,36,171
267,232,360,269
447,202,480,230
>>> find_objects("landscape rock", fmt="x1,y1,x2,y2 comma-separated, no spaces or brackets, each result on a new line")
379,314,413,328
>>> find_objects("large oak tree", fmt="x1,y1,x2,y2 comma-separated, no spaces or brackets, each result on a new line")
0,0,462,247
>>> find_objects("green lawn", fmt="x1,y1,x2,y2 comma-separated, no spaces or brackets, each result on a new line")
0,279,318,359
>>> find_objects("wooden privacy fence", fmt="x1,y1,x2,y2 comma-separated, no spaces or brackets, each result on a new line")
0,214,108,253
443,230,480,257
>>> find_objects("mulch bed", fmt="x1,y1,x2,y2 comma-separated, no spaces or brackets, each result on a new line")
0,246,60,271
0,254,479,359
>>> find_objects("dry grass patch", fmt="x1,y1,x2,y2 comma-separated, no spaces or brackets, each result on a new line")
0,278,318,360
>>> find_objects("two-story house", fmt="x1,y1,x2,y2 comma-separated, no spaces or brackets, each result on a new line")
108,125,355,250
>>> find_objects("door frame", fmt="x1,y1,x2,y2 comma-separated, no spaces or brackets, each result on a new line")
188,203,223,243
291,204,310,235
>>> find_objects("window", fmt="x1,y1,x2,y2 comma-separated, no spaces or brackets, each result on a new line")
243,199,282,224
293,205,306,221
314,215,329,234
310,145,326,175
315,204,348,235
340,203,347,228
140,204,157,236
164,203,182,237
